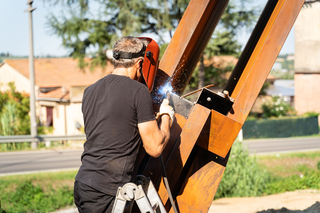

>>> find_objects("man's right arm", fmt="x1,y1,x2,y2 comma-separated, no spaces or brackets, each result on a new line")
138,114,171,158
138,98,174,158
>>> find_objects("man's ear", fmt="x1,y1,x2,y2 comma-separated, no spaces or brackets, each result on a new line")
136,59,143,69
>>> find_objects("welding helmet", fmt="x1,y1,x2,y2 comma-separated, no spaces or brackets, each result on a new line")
113,37,160,92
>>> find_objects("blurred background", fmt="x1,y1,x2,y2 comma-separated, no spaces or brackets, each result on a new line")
0,0,319,212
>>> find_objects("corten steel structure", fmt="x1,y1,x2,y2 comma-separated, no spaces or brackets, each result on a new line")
134,0,305,212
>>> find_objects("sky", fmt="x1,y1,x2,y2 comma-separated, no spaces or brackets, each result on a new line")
0,1,295,57
0,1,68,57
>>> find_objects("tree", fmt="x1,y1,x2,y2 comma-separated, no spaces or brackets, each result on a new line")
45,0,260,89
0,82,51,137
190,0,260,89
44,0,189,70
0,82,30,135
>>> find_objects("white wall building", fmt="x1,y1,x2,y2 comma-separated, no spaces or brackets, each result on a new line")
0,58,111,135
294,1,320,115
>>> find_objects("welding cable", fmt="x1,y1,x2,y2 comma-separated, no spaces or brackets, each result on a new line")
160,155,179,213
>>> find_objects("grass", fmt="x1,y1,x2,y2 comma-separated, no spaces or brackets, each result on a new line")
1,147,320,212
0,170,77,212
289,134,320,138
215,142,320,199
265,171,320,195
256,151,320,195
0,141,84,152
257,151,320,177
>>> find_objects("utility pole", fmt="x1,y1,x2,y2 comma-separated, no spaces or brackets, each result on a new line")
25,0,38,149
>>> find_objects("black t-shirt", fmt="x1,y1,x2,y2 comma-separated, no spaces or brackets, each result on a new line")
75,74,155,195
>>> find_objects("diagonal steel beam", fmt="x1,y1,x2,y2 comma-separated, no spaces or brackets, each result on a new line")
226,0,305,125
152,0,229,96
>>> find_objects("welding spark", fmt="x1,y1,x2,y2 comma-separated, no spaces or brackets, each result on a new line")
152,81,175,104
158,82,174,97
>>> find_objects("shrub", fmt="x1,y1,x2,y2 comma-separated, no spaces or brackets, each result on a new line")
0,82,55,151
0,82,52,137
215,141,269,199
0,82,30,136
262,95,293,118
303,111,320,118
242,116,319,139
0,180,74,212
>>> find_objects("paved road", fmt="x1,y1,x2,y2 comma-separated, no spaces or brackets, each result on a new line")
242,136,320,154
0,137,319,175
0,149,82,176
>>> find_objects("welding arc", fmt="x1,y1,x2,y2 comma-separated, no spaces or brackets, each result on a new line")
160,155,179,213
180,84,215,98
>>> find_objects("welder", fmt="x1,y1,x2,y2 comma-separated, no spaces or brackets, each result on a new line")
73,36,174,213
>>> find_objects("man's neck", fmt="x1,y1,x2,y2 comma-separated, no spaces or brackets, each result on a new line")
112,67,137,80
112,68,129,76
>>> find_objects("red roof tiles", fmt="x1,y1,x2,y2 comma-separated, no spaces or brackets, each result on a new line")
5,58,112,88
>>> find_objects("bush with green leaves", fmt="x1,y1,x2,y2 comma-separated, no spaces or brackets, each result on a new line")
261,95,293,118
215,141,269,199
0,82,30,136
0,82,54,151
0,180,73,212
303,111,320,118
0,171,76,212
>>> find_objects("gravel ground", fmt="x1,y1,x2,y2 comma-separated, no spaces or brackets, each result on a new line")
209,190,320,213
53,190,320,213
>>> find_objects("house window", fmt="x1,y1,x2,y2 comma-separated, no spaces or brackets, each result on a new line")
46,107,53,127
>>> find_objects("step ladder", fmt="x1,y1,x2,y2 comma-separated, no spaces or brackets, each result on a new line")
111,175,167,213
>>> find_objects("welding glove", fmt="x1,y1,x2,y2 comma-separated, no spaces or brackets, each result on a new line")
157,98,175,127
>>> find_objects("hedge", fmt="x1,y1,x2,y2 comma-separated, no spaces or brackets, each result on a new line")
242,116,319,139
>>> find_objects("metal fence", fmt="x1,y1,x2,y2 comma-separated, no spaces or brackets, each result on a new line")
0,134,86,143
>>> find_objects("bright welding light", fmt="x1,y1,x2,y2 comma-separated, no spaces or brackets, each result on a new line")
158,82,173,97
152,81,175,104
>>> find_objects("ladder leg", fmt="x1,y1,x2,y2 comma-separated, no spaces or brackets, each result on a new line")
111,176,167,213
136,175,167,213
111,187,127,213
135,190,155,213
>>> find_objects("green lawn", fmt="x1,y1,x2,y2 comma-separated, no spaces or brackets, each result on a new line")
1,147,320,212
0,171,77,212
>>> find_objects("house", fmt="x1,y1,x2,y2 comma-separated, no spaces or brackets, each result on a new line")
0,58,112,135
294,1,320,116
266,79,295,107
247,74,280,114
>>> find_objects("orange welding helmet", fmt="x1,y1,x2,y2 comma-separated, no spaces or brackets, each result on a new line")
138,37,160,92
113,37,160,92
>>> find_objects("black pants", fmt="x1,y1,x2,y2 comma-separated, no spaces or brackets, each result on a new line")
74,180,115,213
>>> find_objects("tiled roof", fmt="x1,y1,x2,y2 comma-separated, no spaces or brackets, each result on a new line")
4,58,112,88
38,87,70,101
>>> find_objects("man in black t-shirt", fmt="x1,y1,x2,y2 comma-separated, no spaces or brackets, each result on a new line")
74,37,174,213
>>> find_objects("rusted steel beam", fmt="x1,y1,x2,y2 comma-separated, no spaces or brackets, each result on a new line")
156,104,210,206
196,109,242,158
226,0,305,125
134,1,304,213
152,0,229,96
170,146,227,213
137,113,188,181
